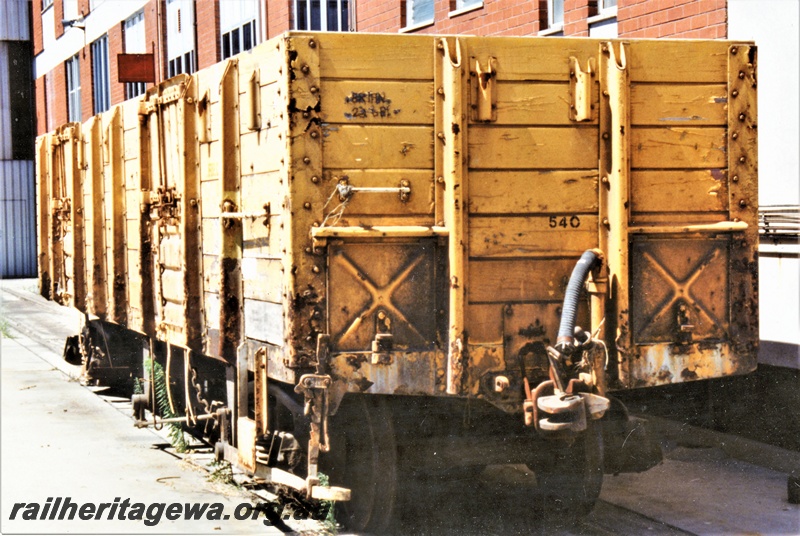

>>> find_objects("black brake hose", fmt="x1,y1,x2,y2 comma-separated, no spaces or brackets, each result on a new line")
555,249,603,354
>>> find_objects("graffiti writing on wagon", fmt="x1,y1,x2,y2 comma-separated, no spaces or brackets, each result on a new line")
344,91,402,120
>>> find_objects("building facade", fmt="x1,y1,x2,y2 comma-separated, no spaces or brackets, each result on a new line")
32,0,732,135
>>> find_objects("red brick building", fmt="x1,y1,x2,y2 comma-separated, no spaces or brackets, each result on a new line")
32,0,729,136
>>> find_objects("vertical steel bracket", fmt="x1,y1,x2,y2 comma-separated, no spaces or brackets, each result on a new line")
471,56,497,122
294,374,332,495
569,56,596,122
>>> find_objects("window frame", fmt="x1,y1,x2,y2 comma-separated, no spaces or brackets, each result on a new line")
221,20,258,60
167,50,196,78
293,0,351,32
62,0,79,22
65,54,81,123
547,0,564,29
91,34,111,114
452,0,482,13
42,0,54,11
403,0,435,30
598,0,617,13
166,0,196,78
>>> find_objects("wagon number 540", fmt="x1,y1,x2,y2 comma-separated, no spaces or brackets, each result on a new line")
549,215,581,228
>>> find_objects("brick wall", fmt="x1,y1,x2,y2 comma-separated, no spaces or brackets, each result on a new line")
618,0,727,38
196,0,220,69
79,46,92,122
32,0,43,55
359,0,546,36
54,0,64,39
144,0,167,82
564,0,596,36
109,23,125,106
267,0,292,38
35,75,47,135
52,65,67,127
358,0,401,32
355,0,726,39
79,0,90,17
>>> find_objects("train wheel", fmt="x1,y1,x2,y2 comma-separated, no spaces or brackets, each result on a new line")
323,395,398,534
528,422,604,519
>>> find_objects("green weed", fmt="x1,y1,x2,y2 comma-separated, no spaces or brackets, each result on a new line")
0,317,13,339
144,357,188,453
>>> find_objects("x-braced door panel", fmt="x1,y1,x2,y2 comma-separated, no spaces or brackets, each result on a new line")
327,240,443,353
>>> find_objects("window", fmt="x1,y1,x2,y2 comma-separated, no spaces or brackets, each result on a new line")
453,0,482,12
42,0,54,10
222,21,257,59
221,0,260,60
294,0,350,32
589,0,618,37
405,0,434,28
547,0,564,29
166,0,196,77
168,51,196,77
66,54,81,122
62,0,79,22
92,35,110,114
45,73,56,131
599,0,617,12
124,10,147,99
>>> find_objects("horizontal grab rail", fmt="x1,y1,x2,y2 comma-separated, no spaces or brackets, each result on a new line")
628,221,749,234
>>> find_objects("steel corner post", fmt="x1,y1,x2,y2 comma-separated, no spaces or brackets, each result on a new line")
439,37,469,396
599,41,631,384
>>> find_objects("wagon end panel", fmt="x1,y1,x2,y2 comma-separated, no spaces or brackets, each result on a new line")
463,36,601,411
287,33,447,397
619,41,759,388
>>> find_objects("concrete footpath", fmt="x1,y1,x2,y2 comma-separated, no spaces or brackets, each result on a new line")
0,284,327,535
0,330,285,534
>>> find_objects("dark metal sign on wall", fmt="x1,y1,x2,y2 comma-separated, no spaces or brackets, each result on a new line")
117,53,155,83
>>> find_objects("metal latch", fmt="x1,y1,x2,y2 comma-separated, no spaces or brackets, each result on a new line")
569,56,596,122
149,186,180,222
675,300,695,344
472,57,497,122
219,201,274,229
52,197,72,225
336,177,411,203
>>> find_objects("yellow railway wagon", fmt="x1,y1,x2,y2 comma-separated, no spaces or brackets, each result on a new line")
36,32,758,531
